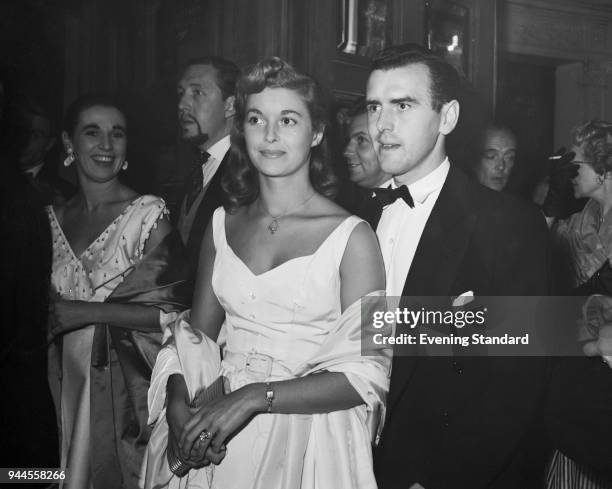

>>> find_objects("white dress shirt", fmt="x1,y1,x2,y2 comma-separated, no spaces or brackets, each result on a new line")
201,134,230,190
376,158,450,297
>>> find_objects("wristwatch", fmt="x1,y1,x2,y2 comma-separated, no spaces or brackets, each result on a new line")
265,382,274,413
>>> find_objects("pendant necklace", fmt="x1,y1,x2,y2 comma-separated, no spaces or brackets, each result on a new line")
260,192,316,235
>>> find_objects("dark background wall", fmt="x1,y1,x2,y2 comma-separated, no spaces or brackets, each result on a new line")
2,0,612,201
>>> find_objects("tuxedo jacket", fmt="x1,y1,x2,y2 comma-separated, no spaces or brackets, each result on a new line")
180,152,229,272
368,166,554,489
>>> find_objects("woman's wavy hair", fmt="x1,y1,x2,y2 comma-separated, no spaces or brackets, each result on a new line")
572,120,612,175
223,57,336,211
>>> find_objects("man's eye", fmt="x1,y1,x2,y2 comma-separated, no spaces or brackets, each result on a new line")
484,151,497,159
366,104,379,114
398,102,411,111
112,131,126,139
194,89,205,96
85,130,98,137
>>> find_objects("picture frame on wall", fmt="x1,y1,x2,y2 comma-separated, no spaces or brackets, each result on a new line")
425,0,471,80
337,0,388,58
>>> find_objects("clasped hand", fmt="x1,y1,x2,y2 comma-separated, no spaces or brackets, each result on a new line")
168,383,261,468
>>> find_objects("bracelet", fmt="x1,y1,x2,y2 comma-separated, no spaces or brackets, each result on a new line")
265,382,274,413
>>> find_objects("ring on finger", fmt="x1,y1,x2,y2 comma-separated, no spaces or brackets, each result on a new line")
198,430,213,442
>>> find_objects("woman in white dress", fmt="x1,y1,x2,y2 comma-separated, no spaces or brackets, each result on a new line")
143,58,391,489
48,94,188,489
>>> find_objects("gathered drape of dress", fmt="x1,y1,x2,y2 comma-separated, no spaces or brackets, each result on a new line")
141,207,391,489
47,195,190,489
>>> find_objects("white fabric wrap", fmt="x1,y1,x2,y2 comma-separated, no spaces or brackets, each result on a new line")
140,292,391,489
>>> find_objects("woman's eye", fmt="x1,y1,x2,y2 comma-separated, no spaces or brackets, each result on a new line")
356,135,367,145
280,117,296,126
247,115,262,125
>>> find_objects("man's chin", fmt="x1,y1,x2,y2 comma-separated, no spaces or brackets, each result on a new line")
181,132,209,147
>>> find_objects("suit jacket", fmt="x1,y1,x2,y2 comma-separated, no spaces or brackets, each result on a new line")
27,161,75,206
179,152,229,272
367,166,553,488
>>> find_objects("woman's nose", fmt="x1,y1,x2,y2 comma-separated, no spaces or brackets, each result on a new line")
99,133,113,150
265,123,278,142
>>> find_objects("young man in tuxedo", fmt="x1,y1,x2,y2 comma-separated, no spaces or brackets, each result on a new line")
176,56,239,269
366,44,553,488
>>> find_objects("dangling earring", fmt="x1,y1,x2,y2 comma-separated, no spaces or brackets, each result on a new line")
63,149,75,167
597,174,605,185
122,160,129,171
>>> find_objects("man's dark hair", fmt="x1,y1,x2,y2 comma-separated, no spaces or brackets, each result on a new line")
180,56,240,100
371,43,460,112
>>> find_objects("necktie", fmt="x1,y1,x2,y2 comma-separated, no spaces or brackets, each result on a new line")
371,185,415,208
185,151,211,212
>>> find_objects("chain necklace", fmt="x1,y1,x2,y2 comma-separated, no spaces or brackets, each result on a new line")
259,192,316,235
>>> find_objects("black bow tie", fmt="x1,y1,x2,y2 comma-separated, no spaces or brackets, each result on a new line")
185,151,211,212
371,185,415,208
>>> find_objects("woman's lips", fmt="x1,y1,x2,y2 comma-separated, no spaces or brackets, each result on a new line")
91,155,114,164
260,150,285,158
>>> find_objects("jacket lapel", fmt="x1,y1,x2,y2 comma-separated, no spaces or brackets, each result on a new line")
385,166,478,413
185,153,228,260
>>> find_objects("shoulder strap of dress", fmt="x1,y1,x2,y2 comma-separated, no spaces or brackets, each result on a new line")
210,206,226,251
325,215,367,266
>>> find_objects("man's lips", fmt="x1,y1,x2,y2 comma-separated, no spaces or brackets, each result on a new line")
378,142,400,153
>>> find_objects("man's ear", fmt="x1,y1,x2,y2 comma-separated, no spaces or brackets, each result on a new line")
439,99,460,136
224,95,236,119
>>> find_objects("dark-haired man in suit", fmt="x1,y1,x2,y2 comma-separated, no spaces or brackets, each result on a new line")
177,56,239,270
366,44,552,488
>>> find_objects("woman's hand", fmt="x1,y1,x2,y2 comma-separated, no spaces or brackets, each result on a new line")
179,384,263,461
166,397,207,470
48,300,93,341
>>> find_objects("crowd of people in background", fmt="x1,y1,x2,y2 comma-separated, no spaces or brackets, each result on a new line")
2,43,612,489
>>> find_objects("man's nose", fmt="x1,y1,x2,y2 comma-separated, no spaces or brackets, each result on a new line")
178,92,190,112
494,156,506,171
375,109,393,133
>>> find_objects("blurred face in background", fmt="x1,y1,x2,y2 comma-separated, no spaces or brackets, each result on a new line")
343,112,389,188
19,114,55,170
177,63,234,149
475,128,517,191
571,143,604,199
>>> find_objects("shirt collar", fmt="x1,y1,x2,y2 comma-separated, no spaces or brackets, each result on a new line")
204,135,231,166
384,157,450,204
